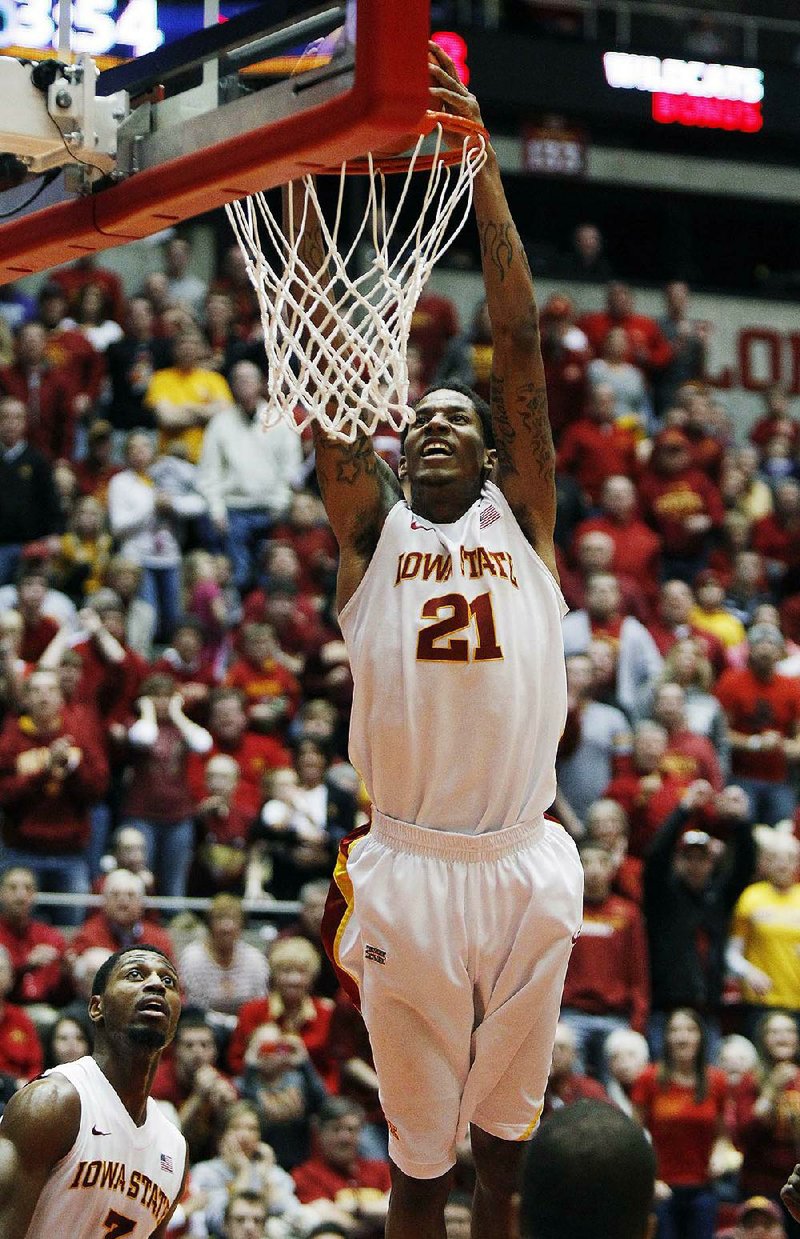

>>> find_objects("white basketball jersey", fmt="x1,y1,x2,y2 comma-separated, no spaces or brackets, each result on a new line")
23,1056,186,1239
339,480,568,832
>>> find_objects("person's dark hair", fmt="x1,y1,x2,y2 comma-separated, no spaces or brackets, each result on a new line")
173,616,205,638
519,1100,655,1239
209,686,247,712
292,735,332,763
315,1096,365,1127
91,945,175,995
15,560,48,587
401,381,495,451
223,1189,267,1228
175,1007,215,1040
44,1013,93,1068
659,1006,709,1103
139,672,176,698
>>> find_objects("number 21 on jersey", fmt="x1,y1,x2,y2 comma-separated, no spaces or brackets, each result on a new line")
416,592,503,663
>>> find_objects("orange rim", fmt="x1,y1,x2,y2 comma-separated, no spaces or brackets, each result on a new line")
311,110,489,176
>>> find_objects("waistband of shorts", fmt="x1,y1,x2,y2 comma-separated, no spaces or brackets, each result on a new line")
370,809,547,862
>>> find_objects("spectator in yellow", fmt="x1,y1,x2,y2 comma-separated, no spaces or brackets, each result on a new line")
727,831,800,1021
145,329,233,464
690,569,747,649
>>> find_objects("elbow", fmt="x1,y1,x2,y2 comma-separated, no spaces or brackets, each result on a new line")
493,305,541,351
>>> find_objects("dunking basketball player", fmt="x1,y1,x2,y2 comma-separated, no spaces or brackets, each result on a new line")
0,947,186,1238
314,44,583,1239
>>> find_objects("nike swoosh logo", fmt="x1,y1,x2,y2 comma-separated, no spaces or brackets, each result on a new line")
92,1125,111,1136
410,519,432,531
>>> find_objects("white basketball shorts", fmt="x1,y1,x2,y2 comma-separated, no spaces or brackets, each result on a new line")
328,808,584,1179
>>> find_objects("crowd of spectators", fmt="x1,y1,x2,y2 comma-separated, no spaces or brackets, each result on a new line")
0,231,799,1238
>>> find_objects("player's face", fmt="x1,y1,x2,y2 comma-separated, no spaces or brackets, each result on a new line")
403,390,492,487
92,951,181,1051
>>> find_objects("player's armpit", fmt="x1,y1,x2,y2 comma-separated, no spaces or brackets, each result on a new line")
0,1074,81,1239
314,427,402,607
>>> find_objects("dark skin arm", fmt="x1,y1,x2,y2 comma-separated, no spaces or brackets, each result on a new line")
313,428,402,609
430,42,557,574
282,178,402,610
0,1074,81,1239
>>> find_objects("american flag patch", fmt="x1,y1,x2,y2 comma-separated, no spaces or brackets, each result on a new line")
160,1153,174,1173
364,944,386,965
480,504,500,529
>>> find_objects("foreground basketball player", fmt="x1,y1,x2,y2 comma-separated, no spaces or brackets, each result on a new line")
0,946,186,1238
316,43,583,1239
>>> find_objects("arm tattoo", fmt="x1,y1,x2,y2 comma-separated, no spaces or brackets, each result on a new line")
490,376,518,477
491,377,554,486
321,434,379,488
479,221,514,282
519,381,555,486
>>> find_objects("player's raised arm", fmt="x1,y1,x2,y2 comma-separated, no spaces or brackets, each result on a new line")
430,42,555,562
282,181,402,610
0,1075,80,1238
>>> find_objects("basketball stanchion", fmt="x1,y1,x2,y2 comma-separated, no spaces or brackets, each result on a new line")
226,111,488,442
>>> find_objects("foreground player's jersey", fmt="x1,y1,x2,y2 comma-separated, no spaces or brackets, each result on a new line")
24,1056,186,1238
339,480,568,833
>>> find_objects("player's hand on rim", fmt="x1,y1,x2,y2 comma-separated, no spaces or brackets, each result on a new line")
428,39,485,142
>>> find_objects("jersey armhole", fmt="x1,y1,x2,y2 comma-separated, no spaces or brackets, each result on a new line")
338,500,407,629
485,482,569,619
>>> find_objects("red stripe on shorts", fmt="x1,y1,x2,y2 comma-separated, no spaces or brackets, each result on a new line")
320,820,372,1011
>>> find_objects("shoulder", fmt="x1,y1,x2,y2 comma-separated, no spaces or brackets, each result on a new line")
0,1072,81,1164
178,939,204,965
610,892,642,921
631,1065,657,1098
238,995,270,1022
734,882,764,912
238,941,269,971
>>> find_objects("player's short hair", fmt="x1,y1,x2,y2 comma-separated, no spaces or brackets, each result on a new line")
520,1100,655,1239
402,381,495,450
91,945,176,995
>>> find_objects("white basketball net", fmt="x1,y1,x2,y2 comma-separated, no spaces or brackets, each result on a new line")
225,123,487,441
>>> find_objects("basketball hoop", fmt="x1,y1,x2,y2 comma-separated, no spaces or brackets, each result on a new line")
225,112,488,442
